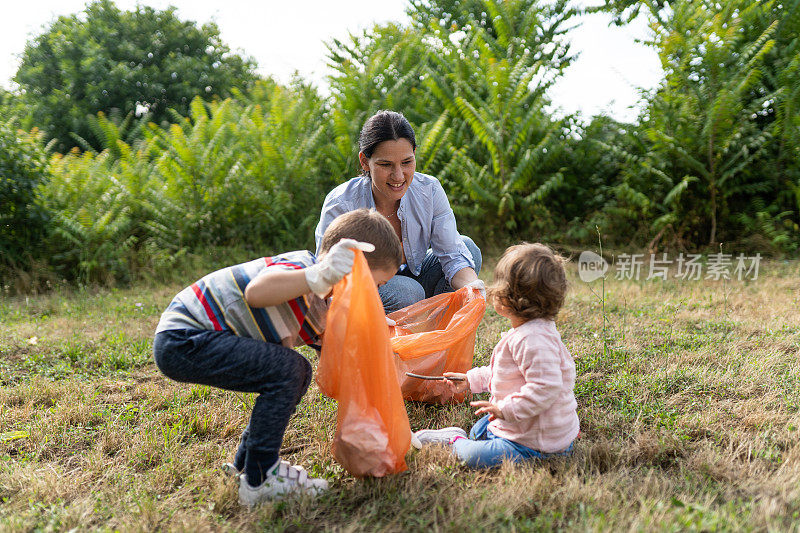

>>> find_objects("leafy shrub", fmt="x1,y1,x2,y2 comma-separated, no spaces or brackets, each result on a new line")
38,81,334,284
0,120,51,287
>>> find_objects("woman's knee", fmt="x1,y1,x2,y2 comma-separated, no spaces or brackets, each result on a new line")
461,235,482,275
379,275,425,313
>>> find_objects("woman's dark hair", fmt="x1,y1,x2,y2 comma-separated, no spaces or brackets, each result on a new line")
358,110,416,159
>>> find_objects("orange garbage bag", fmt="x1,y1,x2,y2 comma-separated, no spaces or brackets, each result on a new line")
389,287,486,404
316,251,411,477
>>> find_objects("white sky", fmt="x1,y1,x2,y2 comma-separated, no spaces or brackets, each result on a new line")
0,0,662,122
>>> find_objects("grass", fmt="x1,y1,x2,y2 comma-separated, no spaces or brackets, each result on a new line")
1,258,800,531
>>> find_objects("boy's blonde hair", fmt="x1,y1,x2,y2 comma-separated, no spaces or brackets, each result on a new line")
319,209,403,271
489,243,567,321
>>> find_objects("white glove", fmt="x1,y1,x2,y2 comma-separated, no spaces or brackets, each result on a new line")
464,279,486,299
305,239,375,297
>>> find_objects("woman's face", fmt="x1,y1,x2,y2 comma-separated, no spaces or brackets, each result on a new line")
360,138,416,205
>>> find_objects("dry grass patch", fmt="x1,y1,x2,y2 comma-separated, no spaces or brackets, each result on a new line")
1,259,799,530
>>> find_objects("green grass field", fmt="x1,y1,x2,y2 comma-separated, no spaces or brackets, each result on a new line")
1,259,799,531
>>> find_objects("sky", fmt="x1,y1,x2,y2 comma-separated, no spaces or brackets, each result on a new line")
0,0,663,122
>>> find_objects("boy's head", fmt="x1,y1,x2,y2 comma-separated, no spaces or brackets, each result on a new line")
489,243,567,321
319,208,402,284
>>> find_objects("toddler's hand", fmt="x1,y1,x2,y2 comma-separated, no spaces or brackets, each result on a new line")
470,400,504,420
443,372,469,395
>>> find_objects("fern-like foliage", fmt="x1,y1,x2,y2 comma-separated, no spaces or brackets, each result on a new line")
634,0,792,247
417,0,576,235
36,79,334,283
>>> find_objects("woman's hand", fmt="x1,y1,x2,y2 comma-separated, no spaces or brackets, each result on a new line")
443,372,469,396
464,279,486,299
470,400,504,420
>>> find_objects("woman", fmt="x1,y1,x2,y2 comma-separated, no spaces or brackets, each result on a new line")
315,110,483,313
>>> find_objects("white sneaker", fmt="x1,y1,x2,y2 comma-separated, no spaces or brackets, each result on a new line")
412,427,468,449
238,459,328,507
221,462,241,477
223,459,292,478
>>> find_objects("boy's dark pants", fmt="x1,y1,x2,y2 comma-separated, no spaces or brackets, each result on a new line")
153,329,312,484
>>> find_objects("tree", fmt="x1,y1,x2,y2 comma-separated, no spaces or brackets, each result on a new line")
325,22,433,179
762,0,800,227
592,0,674,25
640,0,783,246
15,0,257,152
418,0,576,235
408,0,497,33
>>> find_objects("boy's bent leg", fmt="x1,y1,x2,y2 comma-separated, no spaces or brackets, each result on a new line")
154,329,312,485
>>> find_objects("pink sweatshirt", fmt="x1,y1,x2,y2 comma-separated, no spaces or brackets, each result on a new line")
466,318,579,453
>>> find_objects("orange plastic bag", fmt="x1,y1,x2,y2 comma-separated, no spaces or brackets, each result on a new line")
389,287,486,404
316,251,411,477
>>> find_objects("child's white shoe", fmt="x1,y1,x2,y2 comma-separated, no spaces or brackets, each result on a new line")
238,459,328,507
221,462,241,477
223,459,293,478
412,427,468,448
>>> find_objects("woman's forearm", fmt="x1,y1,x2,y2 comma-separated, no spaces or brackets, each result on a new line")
450,267,478,289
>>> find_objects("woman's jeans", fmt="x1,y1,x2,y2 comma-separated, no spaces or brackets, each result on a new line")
379,235,482,313
452,414,575,469
153,328,312,484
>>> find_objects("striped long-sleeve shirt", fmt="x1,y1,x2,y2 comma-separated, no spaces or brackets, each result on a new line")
155,251,327,347
466,319,579,453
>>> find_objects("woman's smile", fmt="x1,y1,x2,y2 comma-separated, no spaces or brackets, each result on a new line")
360,138,416,206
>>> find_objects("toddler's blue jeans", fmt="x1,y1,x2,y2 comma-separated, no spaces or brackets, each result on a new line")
378,235,483,313
452,414,575,469
153,328,312,485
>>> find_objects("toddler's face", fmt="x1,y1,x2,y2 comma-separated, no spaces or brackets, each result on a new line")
492,296,513,320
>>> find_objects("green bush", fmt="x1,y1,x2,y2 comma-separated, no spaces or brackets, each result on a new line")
3,0,800,293
0,120,51,287
38,81,334,284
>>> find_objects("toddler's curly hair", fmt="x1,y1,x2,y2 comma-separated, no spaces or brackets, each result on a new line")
489,243,567,321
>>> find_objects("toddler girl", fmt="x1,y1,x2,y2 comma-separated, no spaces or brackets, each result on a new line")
413,243,579,468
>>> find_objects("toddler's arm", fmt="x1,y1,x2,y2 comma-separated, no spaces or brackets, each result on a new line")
496,339,562,422
466,366,492,394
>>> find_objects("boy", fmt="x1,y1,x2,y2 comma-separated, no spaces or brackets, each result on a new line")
152,209,403,507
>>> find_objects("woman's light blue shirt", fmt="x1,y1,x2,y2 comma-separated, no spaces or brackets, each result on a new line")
314,173,475,282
